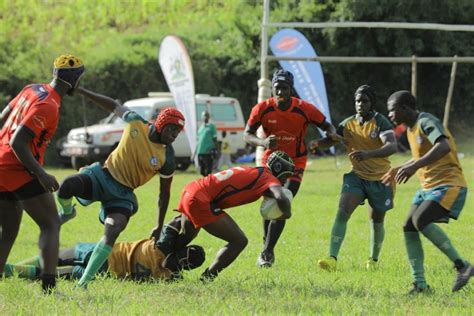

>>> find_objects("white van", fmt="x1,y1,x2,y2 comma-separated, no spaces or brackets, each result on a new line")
60,92,246,170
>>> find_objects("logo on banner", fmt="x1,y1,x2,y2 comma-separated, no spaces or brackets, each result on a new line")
170,58,186,82
277,36,299,51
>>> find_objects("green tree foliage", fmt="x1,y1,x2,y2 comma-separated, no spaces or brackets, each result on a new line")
1,0,473,164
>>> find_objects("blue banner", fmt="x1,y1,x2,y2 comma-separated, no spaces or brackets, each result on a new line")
269,29,332,124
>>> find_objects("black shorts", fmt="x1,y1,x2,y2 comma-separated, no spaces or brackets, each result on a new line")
0,178,47,201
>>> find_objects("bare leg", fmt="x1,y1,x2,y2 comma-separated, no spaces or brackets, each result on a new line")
202,214,248,275
0,200,23,274
22,193,60,276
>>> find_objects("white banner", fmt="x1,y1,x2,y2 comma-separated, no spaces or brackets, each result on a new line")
158,35,197,156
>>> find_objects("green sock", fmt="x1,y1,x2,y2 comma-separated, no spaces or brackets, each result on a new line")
3,263,14,277
370,221,385,260
15,256,40,266
4,264,38,279
57,195,73,215
421,223,464,263
77,240,112,287
329,211,350,258
404,231,427,288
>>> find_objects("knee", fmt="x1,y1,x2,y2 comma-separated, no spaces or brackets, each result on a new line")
104,217,127,243
234,234,248,250
403,217,417,232
58,176,78,197
38,217,60,233
336,210,351,222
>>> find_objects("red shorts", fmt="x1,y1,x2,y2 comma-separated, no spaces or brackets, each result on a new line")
0,168,35,191
177,182,226,228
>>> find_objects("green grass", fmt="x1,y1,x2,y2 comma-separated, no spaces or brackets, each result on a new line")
1,153,473,315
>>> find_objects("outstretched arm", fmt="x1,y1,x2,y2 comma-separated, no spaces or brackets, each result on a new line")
76,87,129,118
349,131,397,161
243,123,277,150
151,177,173,240
308,120,343,152
393,137,450,184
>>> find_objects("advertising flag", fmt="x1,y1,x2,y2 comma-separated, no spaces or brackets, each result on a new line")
159,35,197,155
269,29,332,124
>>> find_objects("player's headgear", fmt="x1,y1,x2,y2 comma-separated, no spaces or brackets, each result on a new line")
272,69,294,87
53,54,85,89
354,84,376,109
163,245,206,272
154,107,185,133
266,150,295,179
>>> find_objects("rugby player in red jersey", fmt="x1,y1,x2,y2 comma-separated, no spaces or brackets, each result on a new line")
0,55,84,293
244,69,340,267
176,151,295,281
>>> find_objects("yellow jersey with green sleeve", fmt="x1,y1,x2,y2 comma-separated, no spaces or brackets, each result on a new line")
104,111,175,189
407,112,467,190
337,112,394,181
107,239,172,280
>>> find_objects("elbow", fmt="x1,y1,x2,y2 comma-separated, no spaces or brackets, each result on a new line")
388,143,398,155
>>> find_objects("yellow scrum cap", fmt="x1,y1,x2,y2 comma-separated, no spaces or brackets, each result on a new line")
53,54,84,69
53,54,85,89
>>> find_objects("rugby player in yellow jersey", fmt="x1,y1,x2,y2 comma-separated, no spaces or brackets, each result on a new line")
4,216,205,281
383,90,472,294
55,87,185,288
312,85,397,271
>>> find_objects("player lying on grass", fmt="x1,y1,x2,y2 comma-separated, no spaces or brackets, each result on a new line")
56,87,185,288
314,84,397,271
4,216,205,282
175,150,295,281
383,90,472,294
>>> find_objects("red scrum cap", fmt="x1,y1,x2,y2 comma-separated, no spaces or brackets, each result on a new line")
154,107,185,133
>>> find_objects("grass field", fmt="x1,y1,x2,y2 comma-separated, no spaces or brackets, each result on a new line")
0,152,472,315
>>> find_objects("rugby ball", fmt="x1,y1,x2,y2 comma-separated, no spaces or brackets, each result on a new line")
260,188,293,220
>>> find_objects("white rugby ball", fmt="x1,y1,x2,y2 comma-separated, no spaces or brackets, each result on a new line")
260,188,293,220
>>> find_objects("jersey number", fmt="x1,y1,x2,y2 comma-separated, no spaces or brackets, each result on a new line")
212,167,246,182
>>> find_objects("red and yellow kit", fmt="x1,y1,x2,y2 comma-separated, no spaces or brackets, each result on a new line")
107,239,172,280
0,84,61,191
247,97,326,169
178,166,281,227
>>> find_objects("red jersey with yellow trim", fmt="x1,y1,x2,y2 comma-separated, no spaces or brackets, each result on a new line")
0,84,61,170
247,97,326,163
192,166,281,209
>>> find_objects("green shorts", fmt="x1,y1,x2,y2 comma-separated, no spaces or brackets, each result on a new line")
71,243,109,279
412,185,467,220
342,171,394,212
77,162,138,223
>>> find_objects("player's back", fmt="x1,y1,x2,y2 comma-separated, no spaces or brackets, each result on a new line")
197,166,280,210
0,84,61,167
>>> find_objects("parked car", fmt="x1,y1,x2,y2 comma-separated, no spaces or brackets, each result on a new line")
60,92,246,170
